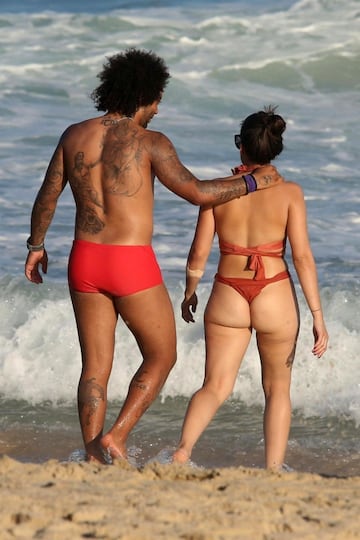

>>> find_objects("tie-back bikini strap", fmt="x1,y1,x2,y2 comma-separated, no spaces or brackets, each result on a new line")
219,239,285,257
219,239,286,280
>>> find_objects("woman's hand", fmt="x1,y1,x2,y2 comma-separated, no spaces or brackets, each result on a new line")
312,314,329,358
181,293,198,323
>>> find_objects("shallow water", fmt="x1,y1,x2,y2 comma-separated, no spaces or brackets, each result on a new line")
1,398,359,477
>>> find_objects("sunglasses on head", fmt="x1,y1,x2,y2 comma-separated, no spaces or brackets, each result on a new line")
234,134,241,149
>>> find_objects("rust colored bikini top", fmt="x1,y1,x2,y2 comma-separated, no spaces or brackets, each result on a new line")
219,239,286,281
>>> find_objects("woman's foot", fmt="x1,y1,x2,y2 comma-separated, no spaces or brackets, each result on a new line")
172,447,190,464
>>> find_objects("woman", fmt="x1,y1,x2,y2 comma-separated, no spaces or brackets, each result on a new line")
173,107,328,470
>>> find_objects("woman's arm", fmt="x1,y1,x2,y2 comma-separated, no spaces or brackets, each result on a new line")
181,207,215,323
287,183,328,357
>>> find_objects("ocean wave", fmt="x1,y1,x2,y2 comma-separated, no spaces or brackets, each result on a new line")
0,276,358,426
0,0,358,100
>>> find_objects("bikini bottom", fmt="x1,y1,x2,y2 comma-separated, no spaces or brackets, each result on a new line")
214,270,290,304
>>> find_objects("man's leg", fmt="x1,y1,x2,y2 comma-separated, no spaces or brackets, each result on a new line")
70,290,118,463
101,283,177,460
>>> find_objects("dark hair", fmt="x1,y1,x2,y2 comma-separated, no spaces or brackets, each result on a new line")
91,48,170,116
239,106,286,164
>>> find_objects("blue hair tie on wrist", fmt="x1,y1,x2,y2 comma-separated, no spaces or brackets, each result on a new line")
243,174,257,193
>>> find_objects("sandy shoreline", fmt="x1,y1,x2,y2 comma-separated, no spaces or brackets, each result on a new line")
0,455,359,540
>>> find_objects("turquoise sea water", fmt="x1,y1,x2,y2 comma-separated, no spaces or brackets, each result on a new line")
0,0,359,475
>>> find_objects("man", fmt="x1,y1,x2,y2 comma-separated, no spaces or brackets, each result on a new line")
25,48,281,463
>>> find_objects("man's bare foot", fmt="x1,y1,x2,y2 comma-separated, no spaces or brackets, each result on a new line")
85,441,109,465
101,433,127,461
172,447,190,464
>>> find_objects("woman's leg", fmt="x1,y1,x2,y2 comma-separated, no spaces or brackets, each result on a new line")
174,282,251,463
70,290,118,463
101,283,177,460
251,279,299,470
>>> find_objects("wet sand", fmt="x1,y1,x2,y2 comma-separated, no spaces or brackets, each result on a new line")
0,455,359,539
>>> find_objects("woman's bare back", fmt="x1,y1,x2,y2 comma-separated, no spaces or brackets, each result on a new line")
214,181,302,279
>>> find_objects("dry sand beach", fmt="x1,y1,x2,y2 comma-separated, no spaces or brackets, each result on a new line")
0,456,359,540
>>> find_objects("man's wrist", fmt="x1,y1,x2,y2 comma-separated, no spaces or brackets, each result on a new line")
26,237,45,252
242,174,257,194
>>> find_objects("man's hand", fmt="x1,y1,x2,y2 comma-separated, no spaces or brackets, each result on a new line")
181,293,198,323
252,164,284,190
25,250,48,284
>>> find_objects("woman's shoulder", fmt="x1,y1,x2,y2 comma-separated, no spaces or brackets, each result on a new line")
281,180,304,197
259,179,303,202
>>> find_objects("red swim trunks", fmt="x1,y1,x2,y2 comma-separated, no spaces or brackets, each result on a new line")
68,239,163,296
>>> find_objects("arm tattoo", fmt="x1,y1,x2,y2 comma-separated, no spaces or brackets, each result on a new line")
196,180,246,204
31,154,65,235
152,136,246,203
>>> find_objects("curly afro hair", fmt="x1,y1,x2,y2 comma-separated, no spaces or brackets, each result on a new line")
91,48,170,116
